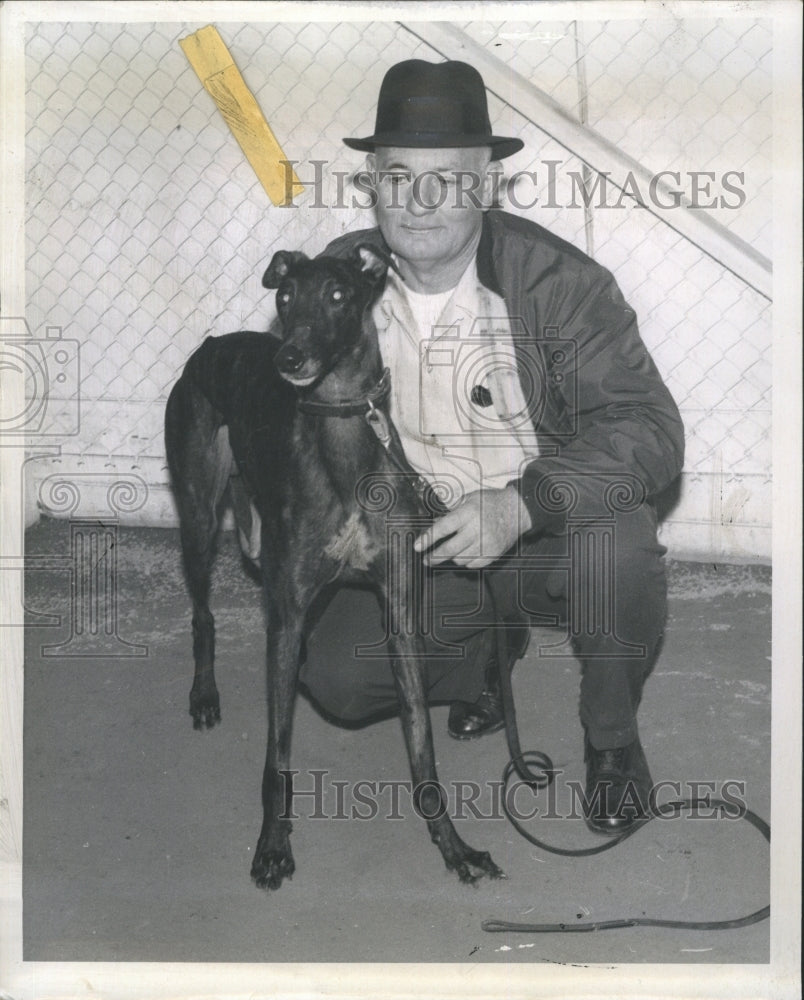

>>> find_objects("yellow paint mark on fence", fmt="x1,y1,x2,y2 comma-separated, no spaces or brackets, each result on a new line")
179,25,303,206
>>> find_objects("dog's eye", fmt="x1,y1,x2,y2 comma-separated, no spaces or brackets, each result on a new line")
331,288,344,303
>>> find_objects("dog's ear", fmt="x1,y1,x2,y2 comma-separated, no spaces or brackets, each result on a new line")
262,250,308,289
354,245,394,285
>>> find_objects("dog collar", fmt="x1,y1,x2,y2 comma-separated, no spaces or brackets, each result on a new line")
296,367,391,417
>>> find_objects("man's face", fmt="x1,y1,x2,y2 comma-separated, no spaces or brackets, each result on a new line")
367,146,493,267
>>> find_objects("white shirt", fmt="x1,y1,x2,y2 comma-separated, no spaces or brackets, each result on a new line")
373,259,540,508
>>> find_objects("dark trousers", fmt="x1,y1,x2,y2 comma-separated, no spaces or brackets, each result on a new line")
299,502,667,749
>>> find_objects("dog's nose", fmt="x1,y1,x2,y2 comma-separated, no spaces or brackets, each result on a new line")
275,344,306,374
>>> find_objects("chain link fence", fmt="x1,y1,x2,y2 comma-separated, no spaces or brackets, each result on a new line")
21,16,772,559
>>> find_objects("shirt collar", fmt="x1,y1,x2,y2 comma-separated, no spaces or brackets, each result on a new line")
380,257,479,329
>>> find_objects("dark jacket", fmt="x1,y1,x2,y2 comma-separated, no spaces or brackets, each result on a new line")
324,209,684,532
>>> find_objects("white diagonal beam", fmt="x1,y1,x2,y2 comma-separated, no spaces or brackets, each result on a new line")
404,21,772,300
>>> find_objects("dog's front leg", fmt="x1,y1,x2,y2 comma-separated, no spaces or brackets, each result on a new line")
389,632,505,885
251,593,305,892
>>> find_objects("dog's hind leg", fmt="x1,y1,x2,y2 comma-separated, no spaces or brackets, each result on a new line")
165,375,233,730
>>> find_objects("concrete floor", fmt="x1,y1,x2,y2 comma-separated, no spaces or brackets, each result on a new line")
22,517,770,964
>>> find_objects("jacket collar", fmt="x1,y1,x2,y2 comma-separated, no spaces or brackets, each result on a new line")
477,211,504,297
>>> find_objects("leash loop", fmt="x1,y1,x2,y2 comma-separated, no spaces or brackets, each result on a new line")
504,750,555,791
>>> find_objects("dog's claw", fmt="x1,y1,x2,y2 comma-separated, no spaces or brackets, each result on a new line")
251,851,295,891
447,848,505,885
190,708,221,730
189,690,221,730
251,830,296,891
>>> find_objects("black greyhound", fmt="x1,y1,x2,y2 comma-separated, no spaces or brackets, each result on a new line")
164,247,504,889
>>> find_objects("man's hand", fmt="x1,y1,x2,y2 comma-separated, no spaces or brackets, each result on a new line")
414,485,533,569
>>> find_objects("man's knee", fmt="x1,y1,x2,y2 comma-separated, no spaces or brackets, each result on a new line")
608,502,666,579
523,500,666,646
550,487,663,570
299,658,389,724
536,501,665,581
579,502,667,655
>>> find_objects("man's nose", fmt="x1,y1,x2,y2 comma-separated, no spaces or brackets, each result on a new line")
406,174,441,215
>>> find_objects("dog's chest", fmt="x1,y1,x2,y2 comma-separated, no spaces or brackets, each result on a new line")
324,510,378,572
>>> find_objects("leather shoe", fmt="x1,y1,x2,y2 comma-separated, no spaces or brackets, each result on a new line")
447,624,530,741
448,688,505,741
583,731,652,835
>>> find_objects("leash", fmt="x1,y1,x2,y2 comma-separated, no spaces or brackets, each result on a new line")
484,792,770,932
360,383,449,516
481,573,771,934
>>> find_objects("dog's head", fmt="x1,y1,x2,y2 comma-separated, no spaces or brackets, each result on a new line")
262,246,389,387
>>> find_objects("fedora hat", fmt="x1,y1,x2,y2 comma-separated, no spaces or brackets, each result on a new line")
343,59,523,160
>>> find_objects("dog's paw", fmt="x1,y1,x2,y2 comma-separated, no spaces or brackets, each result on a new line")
447,847,506,885
251,845,296,891
189,689,221,730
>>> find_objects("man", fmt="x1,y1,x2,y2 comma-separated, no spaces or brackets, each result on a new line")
298,60,684,832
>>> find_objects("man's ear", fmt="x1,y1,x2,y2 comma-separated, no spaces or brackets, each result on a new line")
479,158,502,210
262,250,308,288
